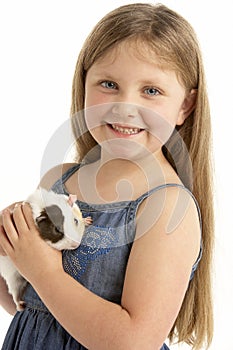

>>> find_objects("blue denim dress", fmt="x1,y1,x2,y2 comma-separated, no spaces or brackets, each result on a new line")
2,164,202,350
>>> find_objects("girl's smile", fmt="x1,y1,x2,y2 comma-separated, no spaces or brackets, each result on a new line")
107,123,143,136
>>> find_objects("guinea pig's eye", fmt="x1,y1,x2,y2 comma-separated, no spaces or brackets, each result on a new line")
74,218,79,226
55,227,63,234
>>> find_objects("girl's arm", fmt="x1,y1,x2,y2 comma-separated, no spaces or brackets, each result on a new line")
0,276,16,315
0,186,201,350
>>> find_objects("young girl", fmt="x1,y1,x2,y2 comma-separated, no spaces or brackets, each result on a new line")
0,3,214,350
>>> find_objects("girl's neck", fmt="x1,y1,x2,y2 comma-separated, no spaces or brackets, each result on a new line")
66,149,180,204
83,149,170,203
97,149,166,182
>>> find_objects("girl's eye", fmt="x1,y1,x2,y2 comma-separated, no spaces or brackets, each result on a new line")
144,87,160,96
101,81,117,90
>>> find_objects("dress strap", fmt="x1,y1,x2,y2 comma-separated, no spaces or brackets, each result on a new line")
50,163,81,194
61,163,81,183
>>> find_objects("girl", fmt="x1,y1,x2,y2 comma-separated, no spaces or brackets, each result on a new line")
0,3,214,350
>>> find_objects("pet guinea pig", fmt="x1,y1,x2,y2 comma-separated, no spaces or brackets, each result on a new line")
0,187,92,311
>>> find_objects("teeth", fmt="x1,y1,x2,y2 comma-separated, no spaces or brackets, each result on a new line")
111,124,141,135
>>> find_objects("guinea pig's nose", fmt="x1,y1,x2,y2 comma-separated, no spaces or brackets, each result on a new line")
70,241,80,249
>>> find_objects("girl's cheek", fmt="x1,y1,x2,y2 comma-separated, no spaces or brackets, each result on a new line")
142,109,176,145
85,88,116,108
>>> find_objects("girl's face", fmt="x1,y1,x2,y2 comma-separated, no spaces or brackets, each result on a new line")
84,41,195,161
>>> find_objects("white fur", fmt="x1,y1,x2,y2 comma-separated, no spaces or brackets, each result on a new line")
0,188,87,311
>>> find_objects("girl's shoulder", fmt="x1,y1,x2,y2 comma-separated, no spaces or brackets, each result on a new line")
38,163,78,190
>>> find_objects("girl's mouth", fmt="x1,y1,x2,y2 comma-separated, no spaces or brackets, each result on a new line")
108,123,144,136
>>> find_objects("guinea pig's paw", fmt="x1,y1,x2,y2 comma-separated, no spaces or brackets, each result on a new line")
17,300,26,312
84,216,93,226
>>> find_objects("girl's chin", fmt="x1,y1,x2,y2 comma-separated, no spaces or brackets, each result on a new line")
100,140,161,162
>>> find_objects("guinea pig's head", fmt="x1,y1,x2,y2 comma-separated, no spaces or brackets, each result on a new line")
36,205,64,245
34,191,85,250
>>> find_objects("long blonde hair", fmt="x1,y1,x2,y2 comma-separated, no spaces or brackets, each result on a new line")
70,3,214,349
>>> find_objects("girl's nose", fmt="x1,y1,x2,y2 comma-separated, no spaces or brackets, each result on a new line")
111,102,140,119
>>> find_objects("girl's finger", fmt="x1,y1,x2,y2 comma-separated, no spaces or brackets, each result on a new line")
2,209,19,246
0,229,7,255
21,203,37,231
0,224,14,253
12,204,30,233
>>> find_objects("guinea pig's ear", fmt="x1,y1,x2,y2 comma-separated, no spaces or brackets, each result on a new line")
67,194,78,207
36,211,48,224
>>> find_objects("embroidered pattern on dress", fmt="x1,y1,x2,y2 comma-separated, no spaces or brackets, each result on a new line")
62,225,118,280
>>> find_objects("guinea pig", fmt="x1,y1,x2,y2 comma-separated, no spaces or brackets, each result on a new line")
0,187,92,311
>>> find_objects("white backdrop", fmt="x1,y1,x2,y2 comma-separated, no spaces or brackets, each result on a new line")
0,1,232,349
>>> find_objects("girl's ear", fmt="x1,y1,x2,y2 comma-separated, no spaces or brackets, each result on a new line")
177,89,197,126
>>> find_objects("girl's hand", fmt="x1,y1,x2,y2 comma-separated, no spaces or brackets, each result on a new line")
0,204,62,284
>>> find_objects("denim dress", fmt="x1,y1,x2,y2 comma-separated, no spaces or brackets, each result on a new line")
2,164,202,350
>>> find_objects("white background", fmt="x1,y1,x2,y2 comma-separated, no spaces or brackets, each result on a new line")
0,1,232,349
